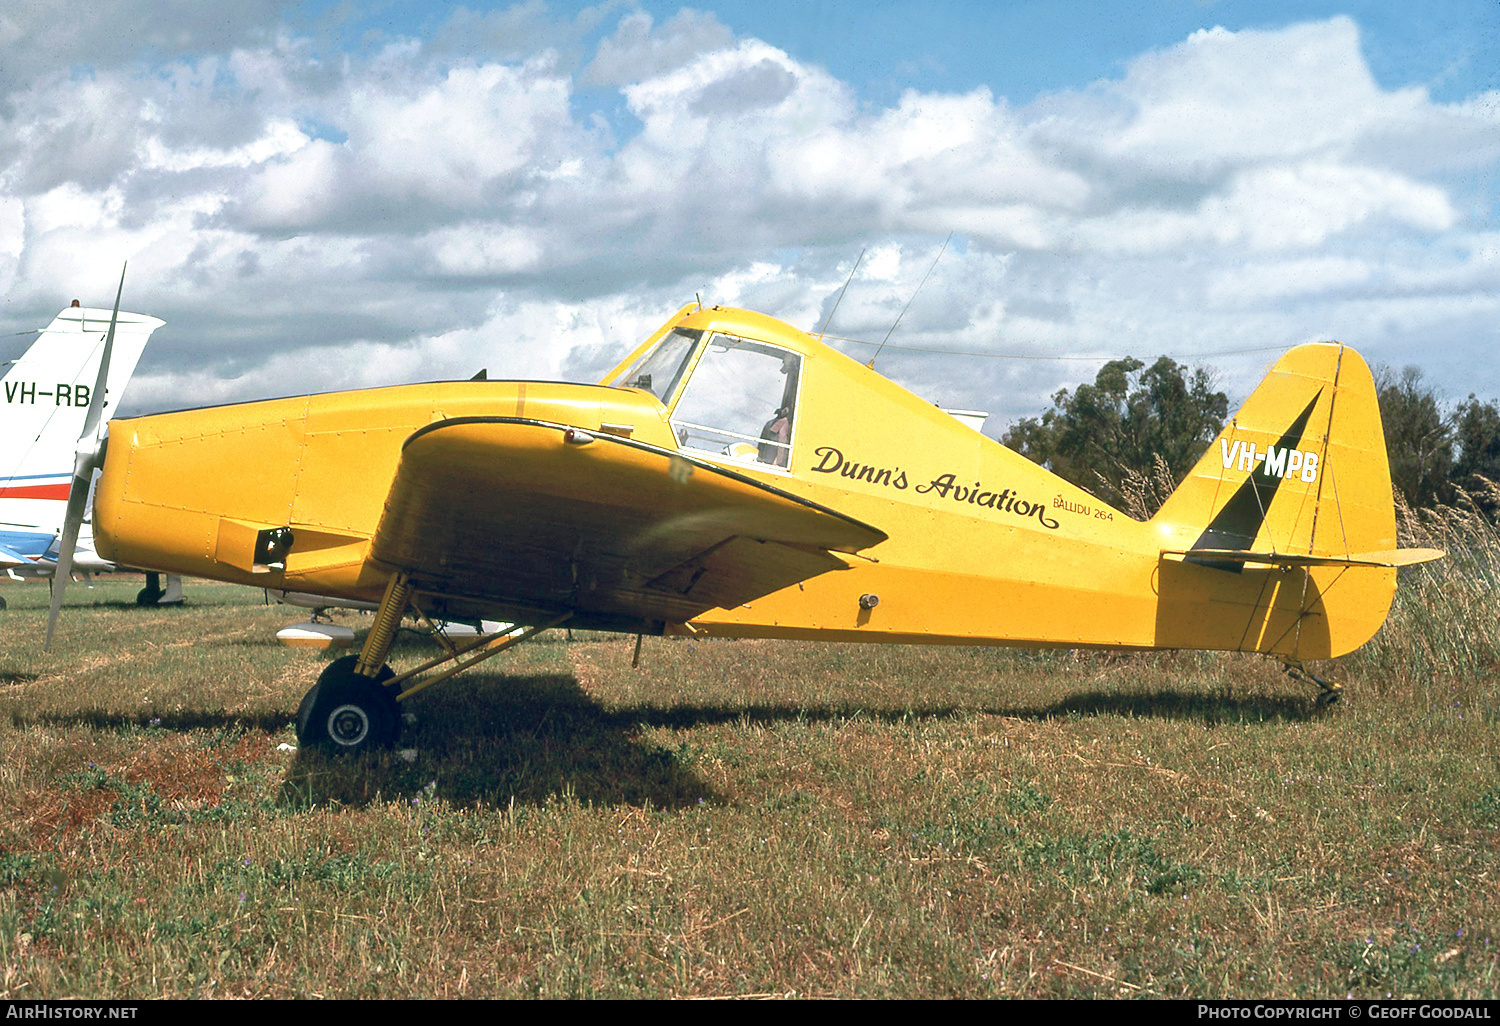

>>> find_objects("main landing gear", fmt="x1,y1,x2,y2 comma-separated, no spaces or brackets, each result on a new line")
298,656,400,752
1279,657,1344,709
293,571,573,754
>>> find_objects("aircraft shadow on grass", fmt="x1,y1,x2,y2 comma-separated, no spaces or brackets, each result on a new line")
279,668,1318,809
14,665,1317,812
1037,688,1314,724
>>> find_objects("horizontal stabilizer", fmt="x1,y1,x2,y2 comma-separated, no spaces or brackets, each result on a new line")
1165,547,1445,568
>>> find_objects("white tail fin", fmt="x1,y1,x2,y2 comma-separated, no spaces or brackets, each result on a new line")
0,306,163,561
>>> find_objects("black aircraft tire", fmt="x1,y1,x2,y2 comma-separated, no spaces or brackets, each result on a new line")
295,682,321,740
296,656,399,753
136,586,163,606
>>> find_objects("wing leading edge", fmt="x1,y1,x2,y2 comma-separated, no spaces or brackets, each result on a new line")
369,418,888,629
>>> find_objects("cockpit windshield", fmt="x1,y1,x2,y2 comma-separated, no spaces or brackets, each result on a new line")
609,328,702,404
610,324,803,470
670,334,801,469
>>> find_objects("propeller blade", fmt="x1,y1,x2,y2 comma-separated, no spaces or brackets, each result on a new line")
45,263,126,650
44,464,93,649
81,264,125,441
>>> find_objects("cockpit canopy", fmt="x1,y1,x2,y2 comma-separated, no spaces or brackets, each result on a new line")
611,327,802,470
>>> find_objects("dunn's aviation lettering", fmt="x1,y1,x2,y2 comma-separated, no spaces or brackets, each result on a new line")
810,445,1060,529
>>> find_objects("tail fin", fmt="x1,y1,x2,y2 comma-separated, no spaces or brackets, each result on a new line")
1151,342,1434,658
0,306,162,560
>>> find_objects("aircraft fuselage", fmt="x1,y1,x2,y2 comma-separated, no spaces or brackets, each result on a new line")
93,306,1397,659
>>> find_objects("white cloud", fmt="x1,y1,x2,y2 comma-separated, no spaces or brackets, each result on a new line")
1207,256,1374,304
1079,17,1429,172
419,224,545,276
622,39,849,150
241,138,343,228
139,118,309,172
234,55,587,231
860,245,902,283
345,60,571,200
583,8,736,87
1209,163,1455,249
0,0,291,98
1074,162,1456,256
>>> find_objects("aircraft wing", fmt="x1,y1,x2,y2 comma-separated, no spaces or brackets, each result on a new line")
369,417,888,627
0,543,31,569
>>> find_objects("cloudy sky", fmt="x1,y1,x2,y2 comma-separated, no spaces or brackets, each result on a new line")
1,0,1497,430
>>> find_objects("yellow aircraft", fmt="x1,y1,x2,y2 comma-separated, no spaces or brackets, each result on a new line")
56,298,1440,752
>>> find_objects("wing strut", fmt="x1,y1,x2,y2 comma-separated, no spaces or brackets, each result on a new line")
387,611,574,702
349,568,577,699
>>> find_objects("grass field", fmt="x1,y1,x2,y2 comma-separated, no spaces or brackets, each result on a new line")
1,540,1497,998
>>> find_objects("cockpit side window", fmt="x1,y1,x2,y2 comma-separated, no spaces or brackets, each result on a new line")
670,334,801,469
609,328,703,405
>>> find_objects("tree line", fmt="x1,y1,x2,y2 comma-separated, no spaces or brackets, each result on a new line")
1000,356,1500,519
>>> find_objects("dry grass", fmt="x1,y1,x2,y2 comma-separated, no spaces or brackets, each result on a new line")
0,551,1496,999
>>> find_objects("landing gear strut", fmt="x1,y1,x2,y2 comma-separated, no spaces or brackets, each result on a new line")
292,570,572,754
1280,657,1344,708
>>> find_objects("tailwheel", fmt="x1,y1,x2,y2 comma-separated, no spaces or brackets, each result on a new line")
1280,657,1344,710
297,655,400,753
1315,681,1344,709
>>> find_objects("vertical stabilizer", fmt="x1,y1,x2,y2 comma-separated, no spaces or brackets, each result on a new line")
0,306,163,560
1151,343,1399,657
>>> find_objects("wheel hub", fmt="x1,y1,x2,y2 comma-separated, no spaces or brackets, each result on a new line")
327,704,371,746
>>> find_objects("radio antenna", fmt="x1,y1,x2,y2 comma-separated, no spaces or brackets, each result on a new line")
816,248,865,343
868,232,951,370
